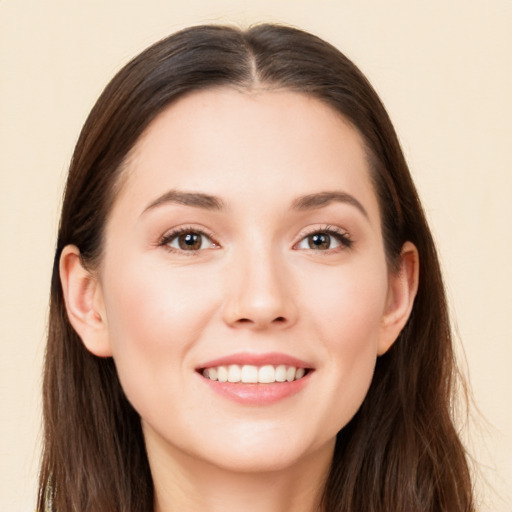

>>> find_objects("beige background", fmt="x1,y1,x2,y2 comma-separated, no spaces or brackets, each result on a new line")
1,1,511,510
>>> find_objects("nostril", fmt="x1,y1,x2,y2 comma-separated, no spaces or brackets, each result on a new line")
228,313,292,329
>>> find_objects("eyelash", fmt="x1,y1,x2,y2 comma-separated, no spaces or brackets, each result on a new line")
158,226,219,255
158,225,353,255
294,225,353,253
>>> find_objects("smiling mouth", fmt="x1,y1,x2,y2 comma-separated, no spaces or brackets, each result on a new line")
200,364,311,384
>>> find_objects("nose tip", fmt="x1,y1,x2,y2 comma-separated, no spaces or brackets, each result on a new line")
222,256,297,330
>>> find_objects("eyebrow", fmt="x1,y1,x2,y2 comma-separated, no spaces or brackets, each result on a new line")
142,189,368,219
142,190,225,214
291,191,369,219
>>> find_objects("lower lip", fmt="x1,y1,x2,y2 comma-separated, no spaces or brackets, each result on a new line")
199,373,312,405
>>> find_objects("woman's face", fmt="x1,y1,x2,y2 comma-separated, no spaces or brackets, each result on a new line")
89,88,406,473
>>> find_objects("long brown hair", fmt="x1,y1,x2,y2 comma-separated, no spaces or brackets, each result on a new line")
38,24,474,511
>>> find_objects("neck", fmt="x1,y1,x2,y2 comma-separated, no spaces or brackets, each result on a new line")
146,433,334,512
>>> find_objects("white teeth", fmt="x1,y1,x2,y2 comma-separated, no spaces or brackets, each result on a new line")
240,365,258,383
227,365,241,382
286,366,296,382
275,365,287,382
258,365,275,383
203,367,218,380
202,364,308,383
217,366,228,382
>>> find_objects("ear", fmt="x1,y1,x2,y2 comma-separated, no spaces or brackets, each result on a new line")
378,241,419,355
59,245,112,357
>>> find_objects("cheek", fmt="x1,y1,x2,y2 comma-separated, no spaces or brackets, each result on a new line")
306,258,388,348
100,257,220,408
104,256,219,343
303,261,388,424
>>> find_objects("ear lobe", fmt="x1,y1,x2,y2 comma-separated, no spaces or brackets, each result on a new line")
378,241,419,356
59,245,112,357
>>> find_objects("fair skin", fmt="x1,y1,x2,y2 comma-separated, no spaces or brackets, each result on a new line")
60,88,418,512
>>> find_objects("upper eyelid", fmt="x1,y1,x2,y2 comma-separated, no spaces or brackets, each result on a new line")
159,225,218,246
295,224,350,240
293,225,353,251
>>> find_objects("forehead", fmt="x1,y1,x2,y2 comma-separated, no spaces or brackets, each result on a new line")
114,87,380,222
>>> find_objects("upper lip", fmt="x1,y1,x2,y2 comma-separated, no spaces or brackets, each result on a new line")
197,352,313,370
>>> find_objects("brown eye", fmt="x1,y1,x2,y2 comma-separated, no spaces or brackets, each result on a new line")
295,229,352,252
163,229,218,252
308,233,331,250
177,232,203,250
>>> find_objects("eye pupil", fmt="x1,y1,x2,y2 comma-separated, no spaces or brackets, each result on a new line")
179,233,201,250
309,233,330,249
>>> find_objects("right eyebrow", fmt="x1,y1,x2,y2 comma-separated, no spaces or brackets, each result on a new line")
141,190,225,216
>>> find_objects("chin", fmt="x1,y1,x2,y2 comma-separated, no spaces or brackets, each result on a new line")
208,448,303,474
187,427,336,476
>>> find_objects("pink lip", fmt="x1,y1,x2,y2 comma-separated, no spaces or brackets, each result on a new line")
199,372,313,405
197,352,312,370
196,352,314,406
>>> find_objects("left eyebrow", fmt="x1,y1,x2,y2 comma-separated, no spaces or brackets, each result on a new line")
291,191,369,219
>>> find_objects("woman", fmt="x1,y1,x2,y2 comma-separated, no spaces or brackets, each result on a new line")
38,24,474,511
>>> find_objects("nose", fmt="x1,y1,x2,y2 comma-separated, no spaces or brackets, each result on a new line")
222,245,298,331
